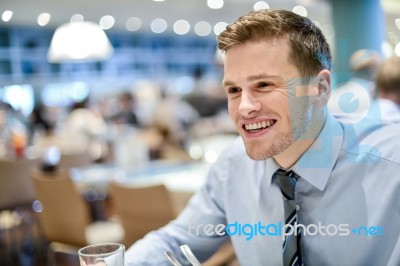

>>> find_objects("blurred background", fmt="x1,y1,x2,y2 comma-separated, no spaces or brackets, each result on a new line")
0,0,399,265
0,0,398,131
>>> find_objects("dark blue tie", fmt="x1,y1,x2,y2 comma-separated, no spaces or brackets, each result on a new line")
275,168,303,266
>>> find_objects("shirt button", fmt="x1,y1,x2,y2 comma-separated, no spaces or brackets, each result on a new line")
296,205,300,211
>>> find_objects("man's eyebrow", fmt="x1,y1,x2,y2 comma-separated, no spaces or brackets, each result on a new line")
222,80,235,87
222,74,280,87
248,74,279,81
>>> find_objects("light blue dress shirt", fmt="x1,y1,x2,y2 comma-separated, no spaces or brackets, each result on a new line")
125,113,400,266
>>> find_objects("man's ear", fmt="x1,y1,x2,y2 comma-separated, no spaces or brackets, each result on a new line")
313,69,331,107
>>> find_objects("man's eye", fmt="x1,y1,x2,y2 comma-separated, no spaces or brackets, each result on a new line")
257,82,272,88
228,87,241,94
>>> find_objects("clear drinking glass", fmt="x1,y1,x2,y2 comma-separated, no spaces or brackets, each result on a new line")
78,243,125,266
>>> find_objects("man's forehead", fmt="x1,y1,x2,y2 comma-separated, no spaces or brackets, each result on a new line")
222,40,299,83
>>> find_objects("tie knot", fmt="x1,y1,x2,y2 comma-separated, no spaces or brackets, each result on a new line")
274,169,298,200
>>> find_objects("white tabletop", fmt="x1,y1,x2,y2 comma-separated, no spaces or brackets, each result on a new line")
70,161,209,193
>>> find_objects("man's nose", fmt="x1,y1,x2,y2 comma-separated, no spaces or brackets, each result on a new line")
238,91,261,117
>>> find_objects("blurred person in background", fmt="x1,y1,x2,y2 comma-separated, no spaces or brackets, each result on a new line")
28,103,52,144
373,55,400,123
0,107,11,158
0,101,29,158
184,67,227,117
110,91,141,127
31,121,68,157
328,49,382,116
348,49,383,97
150,88,198,161
61,97,107,155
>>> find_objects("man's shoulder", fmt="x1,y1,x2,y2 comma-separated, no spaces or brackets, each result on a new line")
340,118,400,164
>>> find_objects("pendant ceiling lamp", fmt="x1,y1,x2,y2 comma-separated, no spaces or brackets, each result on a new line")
47,21,114,63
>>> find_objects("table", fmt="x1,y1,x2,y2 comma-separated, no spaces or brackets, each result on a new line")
69,161,237,264
70,161,210,215
70,161,209,192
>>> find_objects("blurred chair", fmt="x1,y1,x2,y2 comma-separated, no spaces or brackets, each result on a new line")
169,191,194,214
108,183,176,247
109,183,237,266
0,159,39,211
0,158,40,265
47,242,80,266
30,168,124,248
58,152,92,170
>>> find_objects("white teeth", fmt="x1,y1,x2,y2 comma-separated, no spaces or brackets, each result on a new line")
244,120,274,131
262,121,267,128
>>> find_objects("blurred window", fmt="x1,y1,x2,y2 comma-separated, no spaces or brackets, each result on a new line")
41,82,89,107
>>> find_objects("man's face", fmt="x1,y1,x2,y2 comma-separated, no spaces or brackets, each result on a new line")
222,38,314,160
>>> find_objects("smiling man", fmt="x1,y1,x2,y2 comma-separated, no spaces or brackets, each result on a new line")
222,38,328,167
125,9,400,266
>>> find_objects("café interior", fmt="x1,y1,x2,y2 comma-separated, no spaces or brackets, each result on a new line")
0,0,399,265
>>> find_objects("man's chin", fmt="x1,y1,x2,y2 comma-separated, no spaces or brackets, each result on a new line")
248,154,272,161
245,147,274,161
243,135,293,161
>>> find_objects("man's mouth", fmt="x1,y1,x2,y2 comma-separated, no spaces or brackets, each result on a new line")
242,119,277,133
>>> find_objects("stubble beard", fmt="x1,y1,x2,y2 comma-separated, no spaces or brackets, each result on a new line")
243,101,312,161
244,129,294,160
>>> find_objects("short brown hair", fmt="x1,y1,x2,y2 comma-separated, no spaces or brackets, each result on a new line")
217,9,332,78
376,56,400,94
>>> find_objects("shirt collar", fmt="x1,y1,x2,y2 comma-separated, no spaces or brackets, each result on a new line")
265,113,344,191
